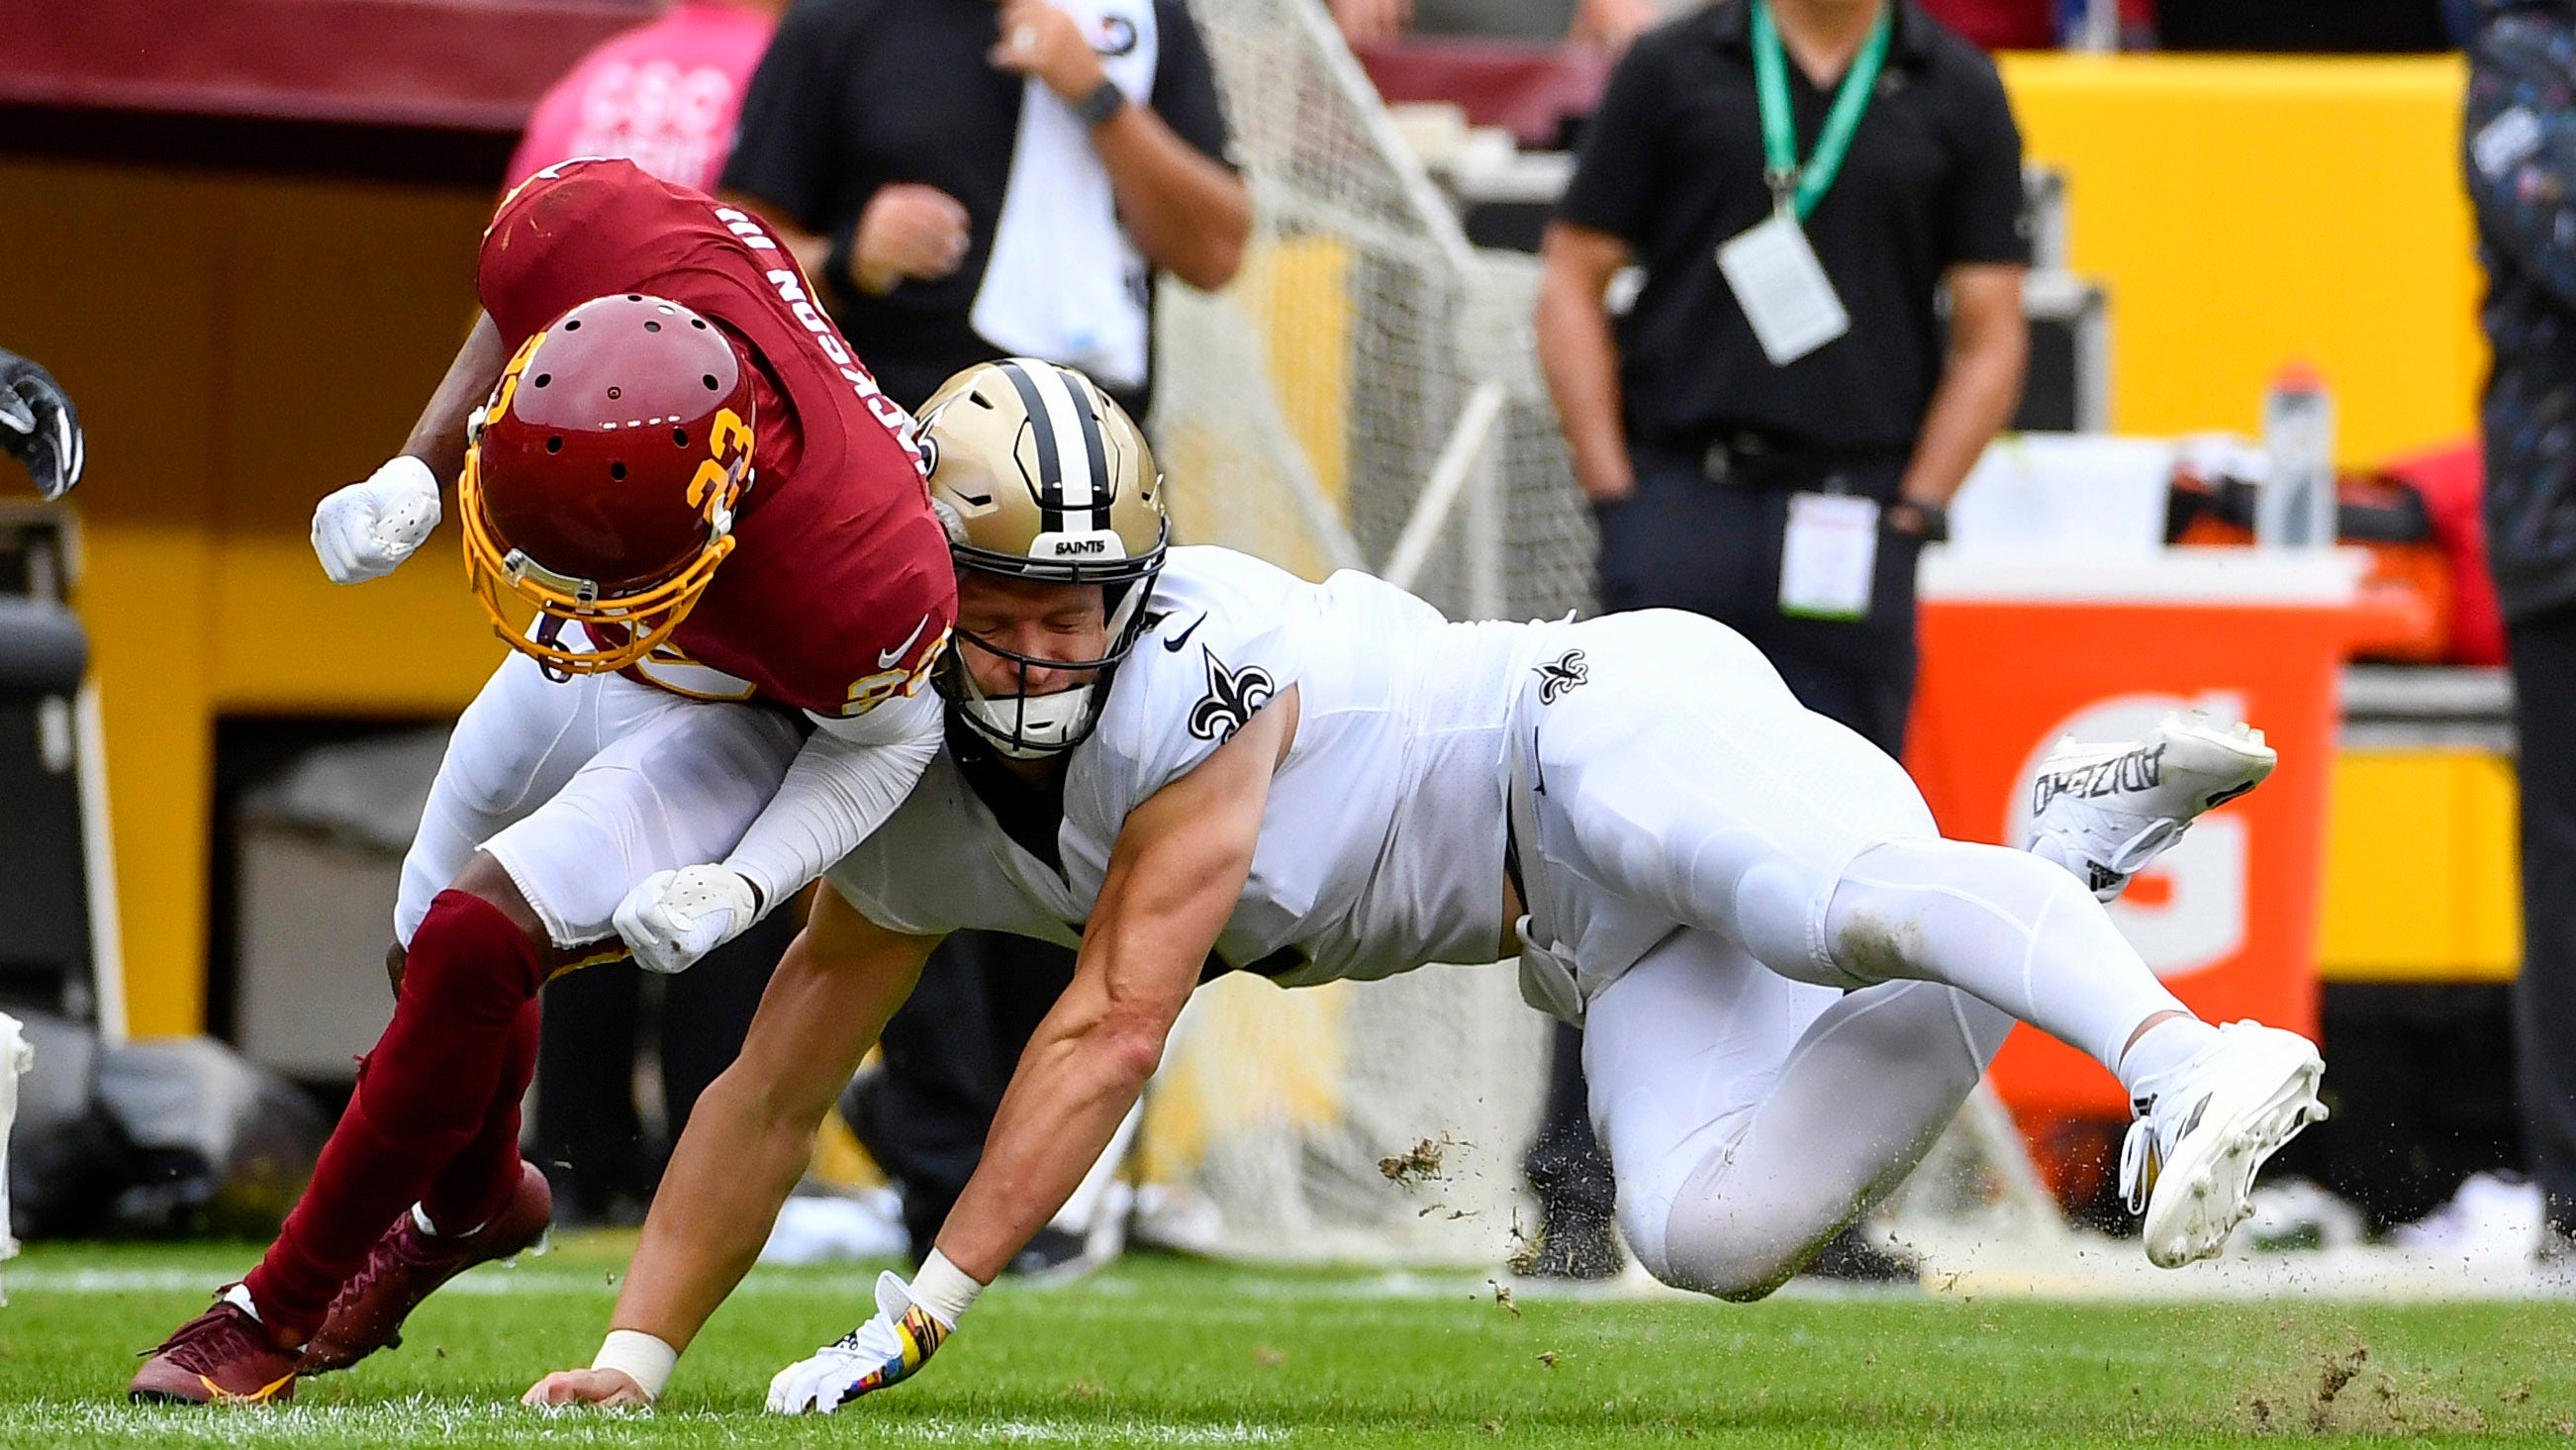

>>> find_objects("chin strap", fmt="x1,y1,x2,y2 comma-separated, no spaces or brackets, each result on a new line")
532,617,575,685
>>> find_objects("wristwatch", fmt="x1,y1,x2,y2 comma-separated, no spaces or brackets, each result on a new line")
1076,78,1127,129
1888,499,1950,542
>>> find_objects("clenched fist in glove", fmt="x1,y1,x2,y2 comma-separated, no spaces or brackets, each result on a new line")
614,865,759,975
312,455,441,583
766,1269,958,1414
0,349,83,501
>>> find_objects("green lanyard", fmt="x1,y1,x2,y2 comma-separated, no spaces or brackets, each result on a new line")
1750,0,1894,223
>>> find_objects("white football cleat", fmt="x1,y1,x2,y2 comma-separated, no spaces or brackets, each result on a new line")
2119,1020,2328,1268
2025,711,2276,903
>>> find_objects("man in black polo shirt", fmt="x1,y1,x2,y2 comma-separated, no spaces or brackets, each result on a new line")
718,0,1246,418
1537,0,2028,753
1531,0,2026,1282
716,0,1248,1276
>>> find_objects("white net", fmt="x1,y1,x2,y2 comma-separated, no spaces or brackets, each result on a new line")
1151,0,1595,626
1135,0,1589,1263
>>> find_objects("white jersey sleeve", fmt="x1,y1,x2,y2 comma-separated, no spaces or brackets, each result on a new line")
823,750,1086,949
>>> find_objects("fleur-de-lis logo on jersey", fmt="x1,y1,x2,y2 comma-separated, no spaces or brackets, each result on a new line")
1535,648,1589,705
1189,646,1277,742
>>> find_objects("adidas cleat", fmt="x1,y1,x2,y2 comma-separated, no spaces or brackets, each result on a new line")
2119,1020,2329,1268
2026,711,2276,902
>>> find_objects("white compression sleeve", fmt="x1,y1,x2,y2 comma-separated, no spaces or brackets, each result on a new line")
1809,837,2192,1077
721,688,942,911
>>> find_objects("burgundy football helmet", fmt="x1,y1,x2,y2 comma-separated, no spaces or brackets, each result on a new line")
459,293,757,673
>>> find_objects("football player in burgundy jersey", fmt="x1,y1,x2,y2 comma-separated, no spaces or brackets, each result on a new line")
130,159,957,1404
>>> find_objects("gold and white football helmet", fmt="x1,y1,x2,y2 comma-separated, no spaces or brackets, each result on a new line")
916,357,1170,757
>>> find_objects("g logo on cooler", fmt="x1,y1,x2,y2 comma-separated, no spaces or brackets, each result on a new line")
2006,691,2250,982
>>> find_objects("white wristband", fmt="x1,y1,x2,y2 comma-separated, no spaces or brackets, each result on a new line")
591,1329,679,1402
908,1249,986,1329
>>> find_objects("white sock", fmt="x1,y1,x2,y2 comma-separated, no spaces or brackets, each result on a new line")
412,1203,487,1239
2116,1015,2220,1105
223,1282,262,1322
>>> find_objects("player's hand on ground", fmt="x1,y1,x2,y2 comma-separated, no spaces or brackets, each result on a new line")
614,864,758,975
312,455,440,583
989,0,1108,103
0,349,82,500
851,183,972,297
522,1367,653,1409
767,1270,953,1414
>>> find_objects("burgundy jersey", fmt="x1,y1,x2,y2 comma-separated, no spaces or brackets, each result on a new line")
478,158,955,718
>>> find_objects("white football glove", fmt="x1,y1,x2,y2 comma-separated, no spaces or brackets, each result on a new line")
311,455,441,584
614,865,758,975
767,1270,952,1414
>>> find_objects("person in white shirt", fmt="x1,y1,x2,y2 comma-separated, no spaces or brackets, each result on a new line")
527,358,2323,1413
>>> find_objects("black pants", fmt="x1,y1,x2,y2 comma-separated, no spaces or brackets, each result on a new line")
528,907,793,1223
842,930,1082,1260
2510,609,2576,1232
1592,460,1920,755
1528,454,1925,1233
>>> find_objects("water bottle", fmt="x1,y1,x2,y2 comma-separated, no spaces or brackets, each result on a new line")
2258,362,2337,549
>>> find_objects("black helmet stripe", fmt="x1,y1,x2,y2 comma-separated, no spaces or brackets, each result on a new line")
1069,375,1113,533
999,358,1114,535
996,359,1067,533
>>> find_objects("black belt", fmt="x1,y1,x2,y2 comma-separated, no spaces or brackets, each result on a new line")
1637,431,1910,493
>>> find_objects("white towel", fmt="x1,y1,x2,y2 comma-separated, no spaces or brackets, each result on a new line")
972,0,1161,392
0,1012,29,1304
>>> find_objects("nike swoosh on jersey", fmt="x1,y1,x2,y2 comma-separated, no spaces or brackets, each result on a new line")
1163,615,1206,651
879,615,931,668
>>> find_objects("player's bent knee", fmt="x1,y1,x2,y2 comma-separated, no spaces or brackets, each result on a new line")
1616,1178,1803,1304
1642,1135,1847,1304
399,885,553,1015
1653,1209,1824,1304
447,852,552,945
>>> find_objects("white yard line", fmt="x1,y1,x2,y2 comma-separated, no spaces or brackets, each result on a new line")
0,1401,1285,1446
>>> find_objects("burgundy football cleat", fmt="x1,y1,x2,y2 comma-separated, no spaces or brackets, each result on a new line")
129,1296,301,1404
298,1159,553,1376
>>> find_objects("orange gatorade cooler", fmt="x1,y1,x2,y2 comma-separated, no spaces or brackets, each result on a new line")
1903,548,2365,1118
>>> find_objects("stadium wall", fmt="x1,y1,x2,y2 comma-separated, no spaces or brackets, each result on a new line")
0,157,505,1035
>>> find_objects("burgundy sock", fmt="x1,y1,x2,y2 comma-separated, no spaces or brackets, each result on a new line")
242,890,547,1337
420,998,541,1235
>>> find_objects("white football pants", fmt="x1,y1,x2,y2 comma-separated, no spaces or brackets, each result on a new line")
397,650,804,950
1515,611,2189,1295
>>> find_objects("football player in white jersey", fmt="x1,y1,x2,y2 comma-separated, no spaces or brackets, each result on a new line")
525,359,2322,1412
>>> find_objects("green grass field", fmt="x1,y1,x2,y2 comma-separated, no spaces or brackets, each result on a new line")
4,1235,2575,1447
